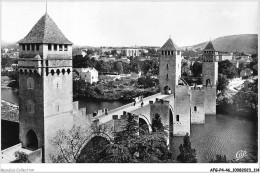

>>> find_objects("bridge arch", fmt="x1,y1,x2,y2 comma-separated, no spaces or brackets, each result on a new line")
180,77,189,86
76,133,111,163
138,114,152,133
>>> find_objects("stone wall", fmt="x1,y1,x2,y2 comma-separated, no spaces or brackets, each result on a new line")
173,86,191,136
150,99,170,130
159,55,177,94
204,87,217,115
43,69,74,163
190,88,205,124
159,52,182,94
19,72,45,151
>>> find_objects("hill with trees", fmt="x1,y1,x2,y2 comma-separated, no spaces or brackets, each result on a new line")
186,34,258,54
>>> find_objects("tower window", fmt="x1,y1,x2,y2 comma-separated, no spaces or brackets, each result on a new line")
26,100,35,114
176,115,180,122
59,44,63,51
22,44,25,50
171,51,173,55
177,51,180,55
162,51,164,56
48,44,52,51
27,77,35,89
31,44,35,51
54,44,57,51
64,45,68,51
166,64,169,69
166,74,169,80
36,44,39,51
57,105,59,112
194,106,197,112
27,44,30,51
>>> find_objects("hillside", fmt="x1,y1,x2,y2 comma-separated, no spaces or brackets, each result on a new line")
187,34,258,54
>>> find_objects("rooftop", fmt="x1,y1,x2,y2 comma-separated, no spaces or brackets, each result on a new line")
159,38,179,51
203,41,215,51
18,13,72,45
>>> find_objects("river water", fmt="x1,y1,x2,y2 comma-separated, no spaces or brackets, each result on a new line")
1,87,258,162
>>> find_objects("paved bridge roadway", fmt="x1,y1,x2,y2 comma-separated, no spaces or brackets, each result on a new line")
93,93,170,124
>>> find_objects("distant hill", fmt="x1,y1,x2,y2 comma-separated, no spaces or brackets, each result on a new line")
1,41,19,50
186,34,258,55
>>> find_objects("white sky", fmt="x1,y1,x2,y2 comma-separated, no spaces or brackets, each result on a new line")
1,1,258,47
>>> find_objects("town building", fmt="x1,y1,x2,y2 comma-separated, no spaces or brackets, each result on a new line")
74,67,98,84
121,48,141,57
218,52,233,61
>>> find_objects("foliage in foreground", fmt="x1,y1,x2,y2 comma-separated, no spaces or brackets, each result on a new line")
209,154,257,163
98,114,173,163
177,133,198,163
11,151,30,163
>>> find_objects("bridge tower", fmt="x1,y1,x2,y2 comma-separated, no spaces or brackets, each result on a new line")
158,38,190,136
158,37,182,95
17,12,73,162
202,41,218,114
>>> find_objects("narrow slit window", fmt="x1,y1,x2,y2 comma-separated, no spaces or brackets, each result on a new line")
194,106,197,112
48,44,52,51
176,115,180,122
59,44,63,51
54,44,57,51
36,44,39,51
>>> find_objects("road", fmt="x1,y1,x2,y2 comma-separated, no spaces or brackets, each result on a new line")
228,78,245,93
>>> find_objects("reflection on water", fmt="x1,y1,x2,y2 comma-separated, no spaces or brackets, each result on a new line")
171,114,258,163
1,88,258,163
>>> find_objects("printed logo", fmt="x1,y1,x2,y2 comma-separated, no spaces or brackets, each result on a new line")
236,150,247,161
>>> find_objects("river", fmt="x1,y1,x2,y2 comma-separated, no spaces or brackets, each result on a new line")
1,87,258,162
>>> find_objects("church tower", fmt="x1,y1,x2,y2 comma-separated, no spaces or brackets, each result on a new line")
159,38,182,95
17,12,74,162
202,41,218,114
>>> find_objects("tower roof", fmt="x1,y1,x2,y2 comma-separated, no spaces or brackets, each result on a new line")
159,38,179,51
203,41,215,51
18,13,72,45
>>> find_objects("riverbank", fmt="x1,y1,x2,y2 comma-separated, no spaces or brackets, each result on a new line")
74,86,159,101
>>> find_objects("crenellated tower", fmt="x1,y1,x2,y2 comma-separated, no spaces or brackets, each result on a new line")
158,38,182,95
17,12,74,162
202,41,218,114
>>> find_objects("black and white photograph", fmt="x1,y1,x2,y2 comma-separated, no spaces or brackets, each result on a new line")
1,1,259,172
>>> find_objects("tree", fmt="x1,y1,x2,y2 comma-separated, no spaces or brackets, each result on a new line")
191,61,202,77
100,114,173,163
218,60,236,79
114,61,124,74
209,155,229,163
151,113,164,132
217,74,229,92
232,79,258,115
49,124,112,163
177,133,197,163
11,151,30,163
250,54,258,76
209,154,257,163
